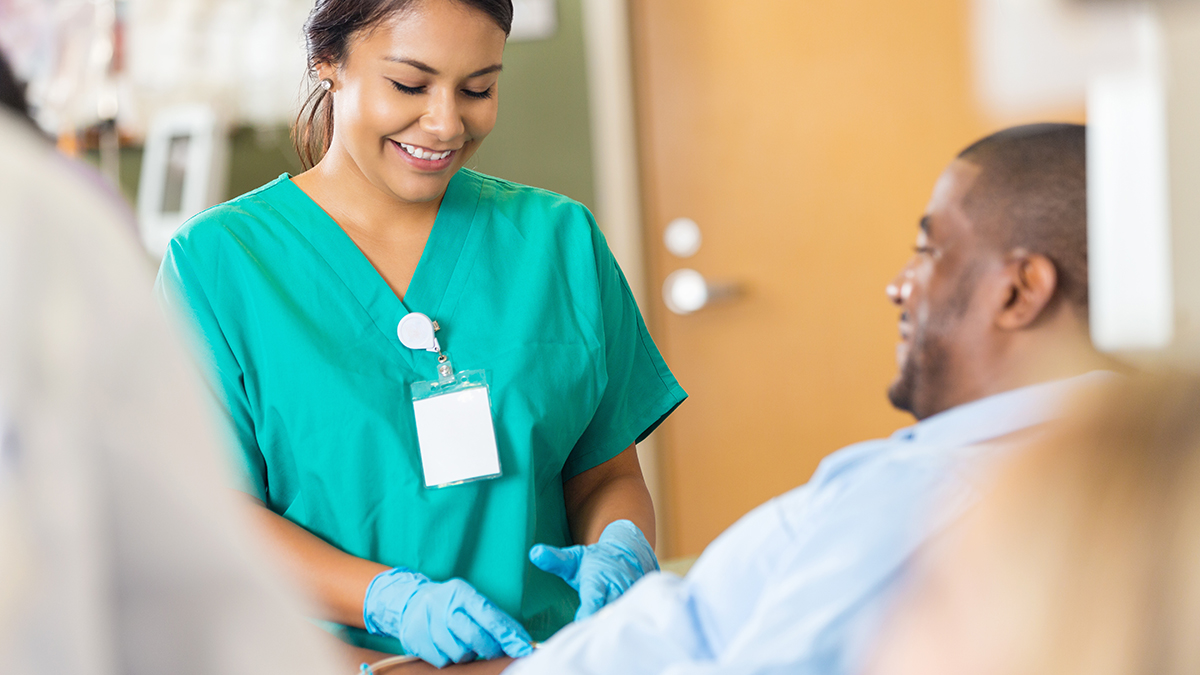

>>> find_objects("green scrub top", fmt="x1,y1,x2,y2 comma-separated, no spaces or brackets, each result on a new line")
155,169,686,652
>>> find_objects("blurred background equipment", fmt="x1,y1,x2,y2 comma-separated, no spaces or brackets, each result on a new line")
512,0,558,40
1087,0,1200,362
974,0,1200,364
126,0,310,135
0,0,130,173
137,105,229,257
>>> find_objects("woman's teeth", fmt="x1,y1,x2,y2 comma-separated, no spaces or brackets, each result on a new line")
398,142,452,161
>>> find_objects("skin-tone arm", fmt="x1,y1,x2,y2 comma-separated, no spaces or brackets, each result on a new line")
562,444,656,546
242,496,388,627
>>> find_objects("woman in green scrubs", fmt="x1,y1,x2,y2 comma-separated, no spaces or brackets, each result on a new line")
155,0,685,666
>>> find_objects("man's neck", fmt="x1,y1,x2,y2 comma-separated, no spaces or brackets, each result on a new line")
932,328,1121,419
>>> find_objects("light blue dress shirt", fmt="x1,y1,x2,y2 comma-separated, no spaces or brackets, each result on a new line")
508,373,1112,675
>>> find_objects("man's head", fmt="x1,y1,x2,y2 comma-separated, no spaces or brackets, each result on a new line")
886,124,1091,420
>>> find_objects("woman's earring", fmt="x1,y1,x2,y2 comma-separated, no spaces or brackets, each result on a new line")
320,78,333,92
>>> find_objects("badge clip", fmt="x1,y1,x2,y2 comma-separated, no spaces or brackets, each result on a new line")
397,312,440,353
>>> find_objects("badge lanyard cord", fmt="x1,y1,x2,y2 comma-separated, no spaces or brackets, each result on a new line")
358,643,544,673
358,655,419,674
358,645,543,674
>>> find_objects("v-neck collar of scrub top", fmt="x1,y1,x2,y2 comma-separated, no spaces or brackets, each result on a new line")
264,169,486,370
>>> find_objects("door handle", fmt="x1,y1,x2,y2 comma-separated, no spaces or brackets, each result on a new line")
662,268,742,315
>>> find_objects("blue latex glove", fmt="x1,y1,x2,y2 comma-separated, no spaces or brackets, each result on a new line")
363,567,533,667
528,519,658,620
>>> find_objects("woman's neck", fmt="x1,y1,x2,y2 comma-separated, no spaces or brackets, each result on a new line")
293,145,443,239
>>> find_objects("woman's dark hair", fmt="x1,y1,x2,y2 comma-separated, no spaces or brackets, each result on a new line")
292,0,513,170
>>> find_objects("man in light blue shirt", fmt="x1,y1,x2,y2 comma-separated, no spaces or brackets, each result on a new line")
495,124,1114,675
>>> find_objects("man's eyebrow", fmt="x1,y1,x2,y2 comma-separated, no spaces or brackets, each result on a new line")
384,57,503,78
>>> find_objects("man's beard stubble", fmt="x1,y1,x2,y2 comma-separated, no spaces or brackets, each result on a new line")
887,327,952,420
888,261,981,420
887,271,977,420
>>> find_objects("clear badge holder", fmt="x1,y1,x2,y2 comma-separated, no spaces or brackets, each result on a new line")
410,353,502,489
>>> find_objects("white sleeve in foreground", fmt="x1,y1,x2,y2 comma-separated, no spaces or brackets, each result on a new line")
506,572,712,675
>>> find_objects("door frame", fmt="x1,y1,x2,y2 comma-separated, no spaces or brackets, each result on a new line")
580,0,671,551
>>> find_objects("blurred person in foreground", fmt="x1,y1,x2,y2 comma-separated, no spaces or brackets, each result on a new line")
866,373,1200,675
0,106,346,672
463,123,1118,675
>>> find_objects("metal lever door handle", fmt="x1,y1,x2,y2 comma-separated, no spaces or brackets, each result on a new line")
662,269,742,315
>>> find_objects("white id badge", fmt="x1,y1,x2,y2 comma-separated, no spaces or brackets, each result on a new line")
411,361,501,489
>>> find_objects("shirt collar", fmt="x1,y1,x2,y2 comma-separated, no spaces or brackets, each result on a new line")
891,371,1119,448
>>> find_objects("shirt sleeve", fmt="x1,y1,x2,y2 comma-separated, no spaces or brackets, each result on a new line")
503,572,712,675
656,449,983,675
561,214,687,479
504,497,797,674
155,239,268,500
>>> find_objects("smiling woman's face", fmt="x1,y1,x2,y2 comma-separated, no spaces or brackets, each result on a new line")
316,0,507,204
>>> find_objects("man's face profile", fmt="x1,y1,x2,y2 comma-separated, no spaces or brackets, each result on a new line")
886,160,989,420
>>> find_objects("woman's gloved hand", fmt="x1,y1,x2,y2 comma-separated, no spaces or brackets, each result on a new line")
363,567,534,667
528,519,658,620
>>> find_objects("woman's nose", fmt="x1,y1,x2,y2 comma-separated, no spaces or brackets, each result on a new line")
420,91,466,141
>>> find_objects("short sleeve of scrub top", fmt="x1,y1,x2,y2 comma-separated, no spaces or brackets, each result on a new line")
154,169,687,652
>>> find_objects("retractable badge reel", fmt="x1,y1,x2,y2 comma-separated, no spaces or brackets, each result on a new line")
398,313,501,489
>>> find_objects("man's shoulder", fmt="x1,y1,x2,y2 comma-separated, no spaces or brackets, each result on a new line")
804,435,905,488
686,435,903,577
695,435,908,555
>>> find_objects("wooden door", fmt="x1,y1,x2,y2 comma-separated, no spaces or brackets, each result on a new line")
630,0,996,556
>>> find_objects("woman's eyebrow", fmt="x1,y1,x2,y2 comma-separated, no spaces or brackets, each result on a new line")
384,56,503,78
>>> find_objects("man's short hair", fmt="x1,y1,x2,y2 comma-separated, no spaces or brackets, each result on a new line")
957,123,1088,314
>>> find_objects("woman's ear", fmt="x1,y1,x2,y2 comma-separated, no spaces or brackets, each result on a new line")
996,249,1059,330
312,62,336,88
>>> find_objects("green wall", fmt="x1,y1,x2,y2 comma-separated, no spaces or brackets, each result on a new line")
468,0,596,210
95,0,595,213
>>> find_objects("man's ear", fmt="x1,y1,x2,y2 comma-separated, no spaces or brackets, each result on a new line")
996,250,1058,330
